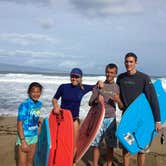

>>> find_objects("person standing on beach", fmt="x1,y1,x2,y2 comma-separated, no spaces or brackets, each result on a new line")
52,68,102,165
117,52,162,166
89,63,124,166
16,82,43,166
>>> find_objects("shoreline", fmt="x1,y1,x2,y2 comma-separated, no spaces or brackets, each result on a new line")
0,116,166,166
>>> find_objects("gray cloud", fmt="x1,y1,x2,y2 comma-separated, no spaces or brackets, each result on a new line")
1,0,166,19
58,60,79,68
0,48,81,70
70,0,143,17
0,0,143,18
0,0,67,6
0,0,48,5
0,49,78,59
37,18,56,29
0,33,59,46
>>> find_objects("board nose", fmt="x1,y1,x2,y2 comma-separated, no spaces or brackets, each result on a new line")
161,80,166,92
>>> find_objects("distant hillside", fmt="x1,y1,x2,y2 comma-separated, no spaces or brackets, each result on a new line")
0,63,104,76
0,63,54,74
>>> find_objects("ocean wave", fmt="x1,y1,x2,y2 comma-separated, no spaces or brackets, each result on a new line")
0,73,104,84
0,73,166,121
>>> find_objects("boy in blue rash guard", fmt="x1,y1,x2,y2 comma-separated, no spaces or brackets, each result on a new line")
52,68,102,165
16,82,43,166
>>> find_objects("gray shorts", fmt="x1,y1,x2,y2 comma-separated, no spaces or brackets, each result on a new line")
91,117,117,148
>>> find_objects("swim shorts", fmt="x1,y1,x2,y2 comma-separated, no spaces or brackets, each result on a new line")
16,135,38,145
91,118,117,147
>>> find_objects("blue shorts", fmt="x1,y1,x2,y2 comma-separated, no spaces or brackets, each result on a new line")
91,118,117,148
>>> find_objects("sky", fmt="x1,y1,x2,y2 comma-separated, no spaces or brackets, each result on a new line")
0,0,166,76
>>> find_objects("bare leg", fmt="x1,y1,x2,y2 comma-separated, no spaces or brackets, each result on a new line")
123,148,130,166
93,147,100,166
106,147,113,166
73,120,80,166
27,143,36,166
18,145,27,166
137,153,145,166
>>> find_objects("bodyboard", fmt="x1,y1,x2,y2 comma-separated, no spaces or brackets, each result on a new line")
48,109,74,166
34,118,51,166
75,101,105,162
116,80,166,154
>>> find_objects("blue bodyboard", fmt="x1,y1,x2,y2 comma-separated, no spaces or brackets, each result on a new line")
34,118,51,166
116,80,166,154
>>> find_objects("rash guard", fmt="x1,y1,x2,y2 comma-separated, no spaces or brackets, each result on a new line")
17,98,42,137
117,71,161,122
53,83,94,119
89,82,120,118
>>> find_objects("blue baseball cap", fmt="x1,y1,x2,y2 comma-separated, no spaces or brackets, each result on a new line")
70,68,83,77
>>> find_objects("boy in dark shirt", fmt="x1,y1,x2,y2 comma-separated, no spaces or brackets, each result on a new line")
117,52,162,166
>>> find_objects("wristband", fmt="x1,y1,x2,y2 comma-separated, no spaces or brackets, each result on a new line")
20,137,25,140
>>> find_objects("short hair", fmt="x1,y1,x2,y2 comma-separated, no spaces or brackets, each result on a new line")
125,52,137,62
27,82,43,94
105,63,118,73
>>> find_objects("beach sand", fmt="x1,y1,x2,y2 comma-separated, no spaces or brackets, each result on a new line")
0,116,166,166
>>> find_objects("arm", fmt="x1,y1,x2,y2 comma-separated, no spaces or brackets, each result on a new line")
112,94,124,110
52,84,63,114
96,80,104,89
38,117,43,135
144,78,162,131
89,87,99,106
112,83,124,110
38,117,43,126
116,76,125,110
52,98,61,114
88,80,104,106
17,103,29,152
17,121,29,152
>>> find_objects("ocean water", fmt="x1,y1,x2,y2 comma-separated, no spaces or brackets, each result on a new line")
0,73,166,122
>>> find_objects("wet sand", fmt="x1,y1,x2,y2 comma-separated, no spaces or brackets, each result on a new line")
0,116,166,166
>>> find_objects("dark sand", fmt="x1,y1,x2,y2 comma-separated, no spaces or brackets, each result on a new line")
0,116,166,166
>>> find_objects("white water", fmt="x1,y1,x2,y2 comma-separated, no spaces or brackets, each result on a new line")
0,73,166,122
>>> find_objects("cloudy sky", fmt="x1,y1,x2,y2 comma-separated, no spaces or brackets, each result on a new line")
0,0,166,75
